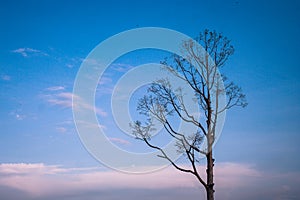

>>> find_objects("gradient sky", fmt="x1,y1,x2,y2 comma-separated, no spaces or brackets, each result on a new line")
0,0,299,199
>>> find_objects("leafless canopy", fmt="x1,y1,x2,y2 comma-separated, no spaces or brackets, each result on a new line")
130,29,247,197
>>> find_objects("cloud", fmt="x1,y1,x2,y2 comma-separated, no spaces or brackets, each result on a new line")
45,86,65,91
64,57,83,69
11,48,48,57
0,163,65,176
0,162,299,200
81,58,102,66
41,91,107,117
109,137,131,145
1,75,11,81
56,127,67,133
110,63,134,72
44,92,73,108
98,76,112,86
0,163,197,197
75,120,106,130
54,119,76,134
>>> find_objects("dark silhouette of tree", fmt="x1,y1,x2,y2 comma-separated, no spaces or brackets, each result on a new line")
131,29,247,200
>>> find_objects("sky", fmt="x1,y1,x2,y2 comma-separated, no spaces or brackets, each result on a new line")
0,0,300,199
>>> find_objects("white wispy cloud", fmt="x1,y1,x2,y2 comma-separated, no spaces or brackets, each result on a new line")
81,58,102,66
44,92,73,108
109,137,131,145
0,163,65,176
75,120,106,130
110,63,134,72
41,90,107,117
11,48,48,57
45,86,65,91
56,127,67,133
55,119,76,134
64,57,84,68
98,76,112,86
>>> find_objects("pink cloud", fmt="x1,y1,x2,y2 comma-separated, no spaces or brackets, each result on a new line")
0,163,197,197
0,162,299,199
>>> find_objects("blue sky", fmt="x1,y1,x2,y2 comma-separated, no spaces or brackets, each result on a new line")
0,0,300,199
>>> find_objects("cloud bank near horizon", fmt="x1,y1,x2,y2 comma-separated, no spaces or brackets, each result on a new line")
0,162,299,200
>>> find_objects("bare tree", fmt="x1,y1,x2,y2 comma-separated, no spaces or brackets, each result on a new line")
131,29,247,200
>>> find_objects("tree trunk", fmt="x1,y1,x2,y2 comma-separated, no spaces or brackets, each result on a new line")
206,151,215,200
